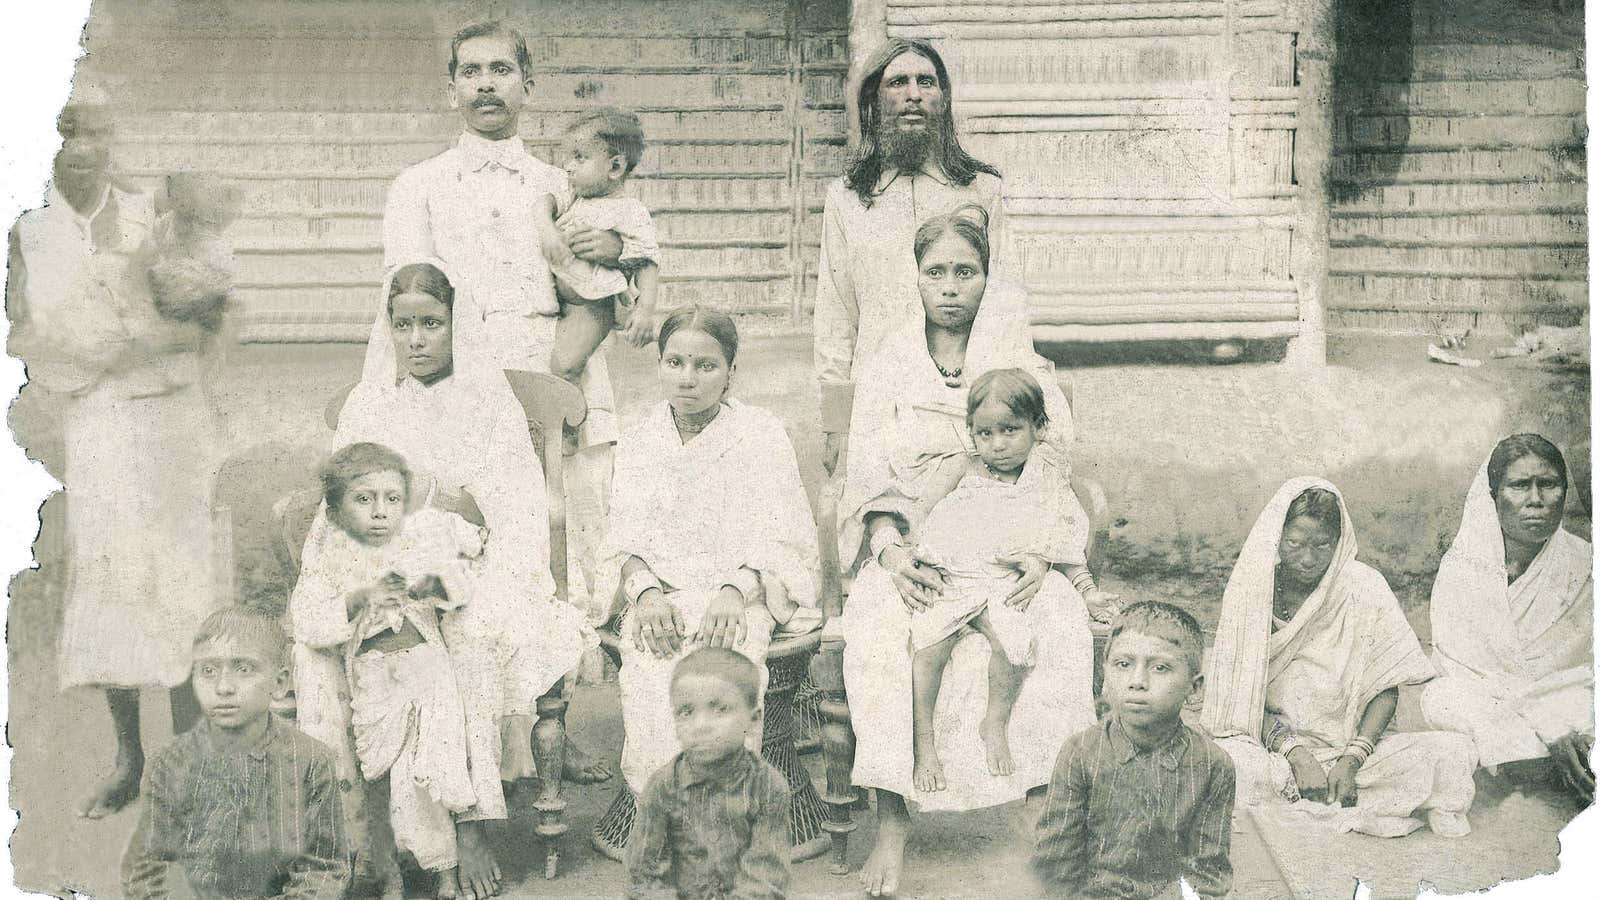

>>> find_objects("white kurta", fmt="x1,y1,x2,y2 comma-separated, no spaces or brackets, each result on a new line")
1203,478,1477,838
1421,457,1595,769
11,183,227,690
601,401,821,793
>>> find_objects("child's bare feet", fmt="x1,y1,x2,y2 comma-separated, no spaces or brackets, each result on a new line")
861,802,910,896
980,713,1016,776
912,740,946,792
75,753,143,818
455,821,502,899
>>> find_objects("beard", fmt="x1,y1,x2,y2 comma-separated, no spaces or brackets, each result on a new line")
876,113,945,173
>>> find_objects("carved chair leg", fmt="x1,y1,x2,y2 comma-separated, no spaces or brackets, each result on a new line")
532,681,570,879
810,637,857,875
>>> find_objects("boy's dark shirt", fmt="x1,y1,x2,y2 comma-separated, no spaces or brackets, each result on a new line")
121,715,350,899
626,747,791,900
1032,715,1235,899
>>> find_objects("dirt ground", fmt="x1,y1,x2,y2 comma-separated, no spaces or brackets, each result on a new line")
5,333,1591,897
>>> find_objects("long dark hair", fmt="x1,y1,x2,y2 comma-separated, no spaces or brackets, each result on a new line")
844,38,999,207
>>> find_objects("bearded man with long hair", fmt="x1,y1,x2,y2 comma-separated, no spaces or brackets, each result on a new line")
814,38,1005,476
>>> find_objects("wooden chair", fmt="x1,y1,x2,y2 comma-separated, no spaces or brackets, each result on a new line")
807,382,1114,875
273,370,588,879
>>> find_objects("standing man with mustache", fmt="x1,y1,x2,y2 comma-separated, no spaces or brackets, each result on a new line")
813,38,1005,479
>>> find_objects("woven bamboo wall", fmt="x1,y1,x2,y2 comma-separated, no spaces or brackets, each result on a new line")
883,0,1308,343
1326,0,1587,334
85,0,849,342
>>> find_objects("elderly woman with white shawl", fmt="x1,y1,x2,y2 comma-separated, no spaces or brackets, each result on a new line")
838,207,1102,897
298,260,593,898
1421,434,1594,805
1203,479,1477,839
601,305,821,795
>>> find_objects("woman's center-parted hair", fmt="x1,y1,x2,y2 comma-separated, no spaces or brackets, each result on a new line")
656,305,740,365
913,204,991,275
1283,487,1343,541
1487,432,1568,497
320,442,412,510
967,368,1048,429
1108,601,1205,677
387,262,455,316
671,647,761,710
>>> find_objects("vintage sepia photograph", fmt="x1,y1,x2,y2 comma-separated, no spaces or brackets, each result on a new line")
0,0,1594,897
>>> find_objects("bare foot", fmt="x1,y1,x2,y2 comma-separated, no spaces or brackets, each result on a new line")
860,811,909,896
455,821,502,899
562,736,612,784
434,867,459,899
75,754,143,819
980,714,1015,776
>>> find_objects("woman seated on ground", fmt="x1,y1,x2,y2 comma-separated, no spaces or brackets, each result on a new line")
1203,479,1477,838
1421,434,1594,806
306,259,595,898
837,206,1104,897
602,306,822,796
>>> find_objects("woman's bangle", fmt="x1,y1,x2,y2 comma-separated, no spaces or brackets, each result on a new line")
1070,570,1097,594
624,570,662,606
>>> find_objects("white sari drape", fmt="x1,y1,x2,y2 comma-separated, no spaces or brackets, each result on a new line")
331,261,593,795
603,401,821,792
839,279,1096,811
1204,478,1476,837
1421,457,1595,768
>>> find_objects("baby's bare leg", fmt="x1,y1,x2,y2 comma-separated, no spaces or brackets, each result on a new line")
550,299,617,384
973,610,1027,776
911,632,962,792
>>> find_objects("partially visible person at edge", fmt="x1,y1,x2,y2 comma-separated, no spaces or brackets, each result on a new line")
837,207,1100,897
1421,434,1595,806
814,37,1006,479
1204,479,1477,838
6,79,232,822
381,19,628,657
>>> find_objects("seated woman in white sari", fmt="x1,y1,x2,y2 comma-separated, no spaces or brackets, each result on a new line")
601,306,822,795
837,207,1103,897
323,260,594,897
1421,434,1594,805
1203,479,1477,838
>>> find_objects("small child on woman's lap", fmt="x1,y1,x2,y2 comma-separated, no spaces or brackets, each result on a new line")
291,442,484,898
626,647,791,899
899,368,1117,792
535,106,661,384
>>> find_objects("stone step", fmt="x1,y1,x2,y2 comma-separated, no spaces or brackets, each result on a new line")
1331,211,1587,245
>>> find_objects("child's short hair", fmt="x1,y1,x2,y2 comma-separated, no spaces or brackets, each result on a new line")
193,606,288,667
671,647,760,710
967,368,1048,429
567,107,647,174
1108,601,1204,677
448,20,533,79
320,442,411,509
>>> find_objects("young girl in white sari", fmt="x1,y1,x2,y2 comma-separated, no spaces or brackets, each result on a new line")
291,442,480,894
601,306,821,795
333,260,594,896
1421,434,1594,804
1203,478,1477,838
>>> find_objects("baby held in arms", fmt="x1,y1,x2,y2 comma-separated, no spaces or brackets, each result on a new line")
292,442,485,896
904,368,1116,792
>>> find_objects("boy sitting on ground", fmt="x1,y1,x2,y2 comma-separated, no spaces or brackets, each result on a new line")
1032,601,1236,899
626,647,790,899
122,606,349,899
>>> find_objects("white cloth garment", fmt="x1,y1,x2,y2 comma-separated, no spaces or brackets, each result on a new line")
1421,455,1595,768
1202,478,1476,837
601,400,821,793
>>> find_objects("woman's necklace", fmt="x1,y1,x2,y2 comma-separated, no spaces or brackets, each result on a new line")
671,402,723,436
